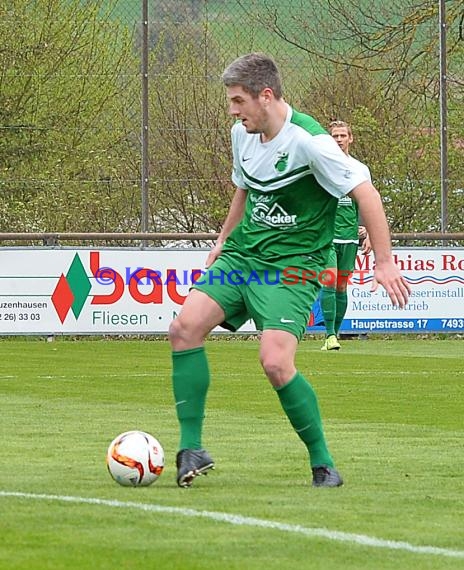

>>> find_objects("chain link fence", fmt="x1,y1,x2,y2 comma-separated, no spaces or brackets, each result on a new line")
1,0,463,245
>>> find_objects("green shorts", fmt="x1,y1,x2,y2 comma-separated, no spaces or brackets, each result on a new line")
192,252,323,340
327,242,359,278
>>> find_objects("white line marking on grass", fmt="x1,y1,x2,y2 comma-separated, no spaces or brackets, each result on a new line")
35,373,154,380
1,491,464,560
1,373,154,381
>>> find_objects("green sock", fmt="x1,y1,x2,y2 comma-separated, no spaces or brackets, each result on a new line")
320,286,336,336
334,291,348,335
275,372,334,468
172,347,210,450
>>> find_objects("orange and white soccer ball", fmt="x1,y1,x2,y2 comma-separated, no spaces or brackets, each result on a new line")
106,430,164,487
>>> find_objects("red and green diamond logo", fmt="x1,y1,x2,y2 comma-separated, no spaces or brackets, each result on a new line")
51,254,92,323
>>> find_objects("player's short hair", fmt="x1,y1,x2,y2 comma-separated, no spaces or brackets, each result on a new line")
222,53,283,99
328,120,352,136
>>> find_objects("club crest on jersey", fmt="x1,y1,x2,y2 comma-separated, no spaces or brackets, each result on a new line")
274,151,289,173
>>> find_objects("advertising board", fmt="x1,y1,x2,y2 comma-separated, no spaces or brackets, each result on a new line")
0,248,462,334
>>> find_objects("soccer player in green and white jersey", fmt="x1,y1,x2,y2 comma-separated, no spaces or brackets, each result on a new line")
169,53,410,489
320,120,372,351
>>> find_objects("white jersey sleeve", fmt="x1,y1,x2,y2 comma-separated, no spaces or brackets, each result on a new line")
305,134,370,198
231,123,246,189
347,154,372,183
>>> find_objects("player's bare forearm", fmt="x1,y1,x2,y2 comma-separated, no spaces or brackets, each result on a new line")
350,182,411,307
350,183,391,261
205,187,247,267
216,187,247,245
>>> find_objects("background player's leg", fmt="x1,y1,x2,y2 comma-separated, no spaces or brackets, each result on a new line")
320,285,336,336
334,243,358,338
320,245,341,350
334,291,348,336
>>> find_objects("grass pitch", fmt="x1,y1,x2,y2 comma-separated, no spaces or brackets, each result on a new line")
0,337,463,570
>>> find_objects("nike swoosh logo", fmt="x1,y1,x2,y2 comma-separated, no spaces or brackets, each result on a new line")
175,400,187,406
280,318,295,323
242,157,252,162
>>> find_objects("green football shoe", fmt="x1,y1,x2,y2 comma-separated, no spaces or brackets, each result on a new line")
321,334,341,351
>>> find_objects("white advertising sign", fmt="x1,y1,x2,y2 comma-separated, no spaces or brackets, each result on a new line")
330,248,464,333
0,248,463,335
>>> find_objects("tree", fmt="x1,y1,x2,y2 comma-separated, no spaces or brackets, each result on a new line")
146,19,235,244
235,0,464,233
0,0,140,235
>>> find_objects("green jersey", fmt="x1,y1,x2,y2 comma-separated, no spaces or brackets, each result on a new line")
334,155,371,244
223,105,370,267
